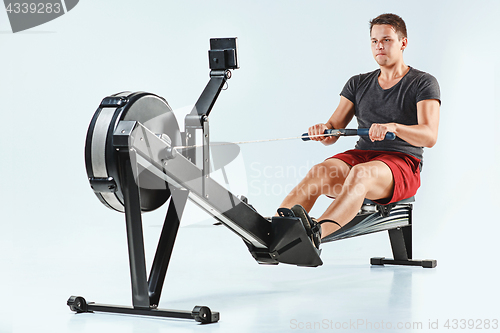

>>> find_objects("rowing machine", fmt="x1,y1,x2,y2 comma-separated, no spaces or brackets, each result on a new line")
68,37,436,323
69,37,322,323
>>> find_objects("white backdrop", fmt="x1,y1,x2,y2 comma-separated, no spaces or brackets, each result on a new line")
1,1,499,332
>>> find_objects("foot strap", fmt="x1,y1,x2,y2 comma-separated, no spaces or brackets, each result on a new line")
315,219,342,232
277,207,294,217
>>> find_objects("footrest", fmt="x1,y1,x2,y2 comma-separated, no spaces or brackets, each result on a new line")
370,257,437,268
246,216,323,267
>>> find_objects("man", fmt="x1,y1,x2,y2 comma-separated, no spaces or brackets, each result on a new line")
278,13,440,249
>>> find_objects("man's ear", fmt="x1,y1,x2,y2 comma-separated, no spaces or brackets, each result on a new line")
401,37,408,51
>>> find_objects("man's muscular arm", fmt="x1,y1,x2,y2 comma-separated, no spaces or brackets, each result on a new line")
308,96,355,146
369,99,440,148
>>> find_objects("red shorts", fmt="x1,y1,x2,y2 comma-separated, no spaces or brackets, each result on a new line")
328,149,421,205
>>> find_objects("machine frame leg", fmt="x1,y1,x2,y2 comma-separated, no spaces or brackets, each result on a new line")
148,187,189,307
371,205,437,268
121,148,150,308
68,148,219,324
371,225,437,268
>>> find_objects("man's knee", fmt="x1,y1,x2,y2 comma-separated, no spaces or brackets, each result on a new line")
346,163,382,186
345,162,393,197
346,163,392,192
307,160,350,181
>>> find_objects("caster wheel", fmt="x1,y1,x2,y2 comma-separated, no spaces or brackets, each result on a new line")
192,306,216,324
67,296,88,313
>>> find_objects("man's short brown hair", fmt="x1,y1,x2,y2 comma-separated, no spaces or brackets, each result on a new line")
370,13,407,40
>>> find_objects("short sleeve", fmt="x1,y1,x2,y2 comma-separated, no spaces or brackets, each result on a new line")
340,75,358,104
416,73,441,105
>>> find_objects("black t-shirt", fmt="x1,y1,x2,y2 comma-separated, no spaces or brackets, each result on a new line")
340,66,440,167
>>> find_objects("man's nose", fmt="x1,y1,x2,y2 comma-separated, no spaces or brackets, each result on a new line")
376,41,384,49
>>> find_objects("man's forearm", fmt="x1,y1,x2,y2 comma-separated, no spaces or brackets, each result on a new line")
392,123,438,148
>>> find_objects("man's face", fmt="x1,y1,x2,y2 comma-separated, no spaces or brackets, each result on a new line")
370,24,407,67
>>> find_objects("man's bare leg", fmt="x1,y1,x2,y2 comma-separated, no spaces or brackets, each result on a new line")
318,161,394,238
277,158,351,213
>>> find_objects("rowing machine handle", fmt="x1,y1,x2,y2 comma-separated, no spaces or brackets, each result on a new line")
301,128,396,141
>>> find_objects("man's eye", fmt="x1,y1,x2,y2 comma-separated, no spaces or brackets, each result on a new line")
385,39,390,42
